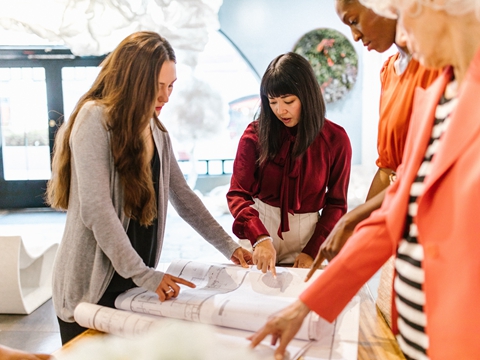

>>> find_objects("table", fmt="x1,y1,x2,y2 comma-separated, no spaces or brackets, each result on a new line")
356,284,405,359
56,283,405,360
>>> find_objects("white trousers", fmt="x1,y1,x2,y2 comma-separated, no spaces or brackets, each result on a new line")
251,198,319,264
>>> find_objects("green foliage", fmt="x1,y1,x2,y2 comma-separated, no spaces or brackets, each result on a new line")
294,28,358,103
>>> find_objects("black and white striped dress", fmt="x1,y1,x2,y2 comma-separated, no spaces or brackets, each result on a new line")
394,79,458,360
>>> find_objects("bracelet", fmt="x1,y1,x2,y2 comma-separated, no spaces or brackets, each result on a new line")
253,236,273,249
389,171,397,184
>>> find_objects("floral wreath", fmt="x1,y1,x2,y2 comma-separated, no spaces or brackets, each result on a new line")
293,28,358,103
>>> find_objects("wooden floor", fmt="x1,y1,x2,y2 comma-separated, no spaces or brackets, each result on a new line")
0,299,61,354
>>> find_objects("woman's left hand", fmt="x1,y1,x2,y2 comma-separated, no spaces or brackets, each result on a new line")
293,253,313,268
155,274,196,302
231,247,253,267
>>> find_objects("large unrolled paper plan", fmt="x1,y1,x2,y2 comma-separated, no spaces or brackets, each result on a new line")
115,259,329,340
73,260,361,359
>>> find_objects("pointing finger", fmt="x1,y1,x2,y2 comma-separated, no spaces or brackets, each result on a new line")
305,254,325,282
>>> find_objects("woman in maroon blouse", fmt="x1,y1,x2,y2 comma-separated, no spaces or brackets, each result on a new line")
227,52,352,275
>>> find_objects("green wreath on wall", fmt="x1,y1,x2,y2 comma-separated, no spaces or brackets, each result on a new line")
293,28,358,103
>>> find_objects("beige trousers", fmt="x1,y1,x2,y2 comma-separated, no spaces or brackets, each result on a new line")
251,198,319,264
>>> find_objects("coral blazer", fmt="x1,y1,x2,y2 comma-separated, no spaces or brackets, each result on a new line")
301,47,480,360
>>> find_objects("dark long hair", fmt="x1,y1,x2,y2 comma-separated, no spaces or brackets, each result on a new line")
257,52,325,165
46,31,175,226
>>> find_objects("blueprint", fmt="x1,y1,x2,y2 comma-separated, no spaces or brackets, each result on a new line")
72,260,361,359
115,259,329,340
74,302,160,338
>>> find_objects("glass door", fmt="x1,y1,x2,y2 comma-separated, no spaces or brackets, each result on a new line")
0,47,104,209
0,67,50,181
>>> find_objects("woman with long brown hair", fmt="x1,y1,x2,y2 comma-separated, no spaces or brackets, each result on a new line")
46,31,251,344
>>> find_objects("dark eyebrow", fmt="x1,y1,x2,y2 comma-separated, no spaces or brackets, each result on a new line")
268,94,294,100
341,11,351,25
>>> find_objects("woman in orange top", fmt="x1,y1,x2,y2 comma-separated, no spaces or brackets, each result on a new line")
318,0,441,260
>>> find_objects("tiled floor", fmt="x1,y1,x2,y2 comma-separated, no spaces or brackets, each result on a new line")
0,298,60,354
0,207,380,356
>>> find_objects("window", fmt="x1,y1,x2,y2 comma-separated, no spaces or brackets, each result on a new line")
0,67,49,180
166,30,260,179
0,46,105,208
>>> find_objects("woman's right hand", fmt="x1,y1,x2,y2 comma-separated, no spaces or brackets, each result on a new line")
305,214,354,282
252,236,277,277
318,215,354,262
319,188,388,262
155,274,196,302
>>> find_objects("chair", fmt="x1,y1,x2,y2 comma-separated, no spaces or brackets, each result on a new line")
0,235,58,314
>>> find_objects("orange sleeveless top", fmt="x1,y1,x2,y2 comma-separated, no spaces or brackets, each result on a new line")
376,53,441,170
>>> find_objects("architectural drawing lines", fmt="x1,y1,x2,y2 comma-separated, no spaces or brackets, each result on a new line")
173,261,251,321
328,316,338,360
74,261,360,359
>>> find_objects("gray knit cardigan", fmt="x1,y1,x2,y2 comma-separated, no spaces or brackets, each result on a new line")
52,101,239,322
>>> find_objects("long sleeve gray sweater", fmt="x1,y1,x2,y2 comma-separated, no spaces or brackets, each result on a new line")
52,101,239,322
